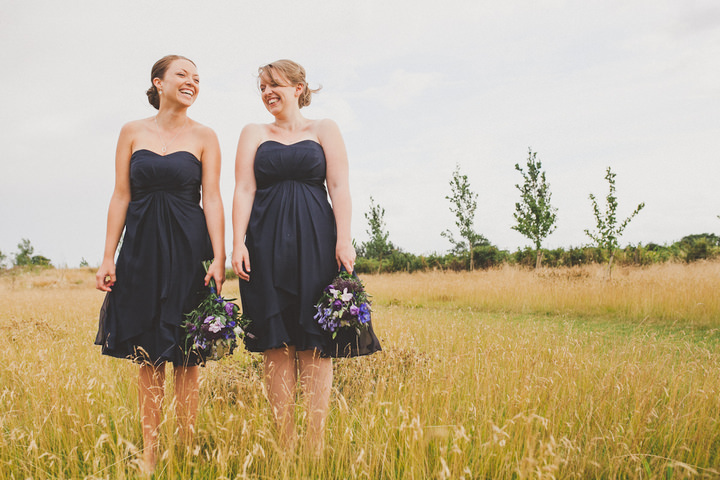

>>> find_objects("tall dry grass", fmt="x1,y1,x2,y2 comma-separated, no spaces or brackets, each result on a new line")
0,263,718,478
369,262,720,329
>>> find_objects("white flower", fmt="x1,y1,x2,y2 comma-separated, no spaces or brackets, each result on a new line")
340,288,353,302
208,318,224,333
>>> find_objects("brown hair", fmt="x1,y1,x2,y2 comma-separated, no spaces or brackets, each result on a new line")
258,59,321,108
145,55,196,109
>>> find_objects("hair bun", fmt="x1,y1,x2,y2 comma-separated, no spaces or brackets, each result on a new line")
146,85,160,110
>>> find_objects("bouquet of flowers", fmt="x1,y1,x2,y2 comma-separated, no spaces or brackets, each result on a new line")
183,260,251,361
314,270,372,338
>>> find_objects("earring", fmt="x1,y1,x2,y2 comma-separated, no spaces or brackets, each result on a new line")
159,89,163,95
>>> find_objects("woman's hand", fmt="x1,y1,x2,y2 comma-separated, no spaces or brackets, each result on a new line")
336,241,356,273
231,244,251,282
204,258,226,294
95,259,116,292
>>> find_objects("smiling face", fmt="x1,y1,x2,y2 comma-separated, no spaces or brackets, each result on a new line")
154,58,199,108
258,69,302,116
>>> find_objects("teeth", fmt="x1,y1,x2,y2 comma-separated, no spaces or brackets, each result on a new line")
180,89,193,96
268,98,277,105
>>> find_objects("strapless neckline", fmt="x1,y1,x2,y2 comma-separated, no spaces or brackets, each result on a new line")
258,140,322,149
132,149,200,163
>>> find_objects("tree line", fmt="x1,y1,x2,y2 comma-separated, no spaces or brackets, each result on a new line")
0,238,53,269
356,149,719,275
3,149,717,274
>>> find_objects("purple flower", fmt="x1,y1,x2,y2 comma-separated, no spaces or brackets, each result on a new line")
349,305,360,316
358,303,371,324
225,303,235,316
332,299,343,311
204,315,215,324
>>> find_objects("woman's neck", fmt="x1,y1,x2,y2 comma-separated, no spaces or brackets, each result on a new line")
272,109,306,131
155,107,188,128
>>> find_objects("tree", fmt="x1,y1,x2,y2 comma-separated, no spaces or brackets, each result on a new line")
512,149,558,268
585,167,645,278
441,164,488,270
360,196,395,264
12,238,52,267
14,238,34,266
0,250,6,269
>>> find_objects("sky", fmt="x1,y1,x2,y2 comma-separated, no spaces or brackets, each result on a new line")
1,0,719,267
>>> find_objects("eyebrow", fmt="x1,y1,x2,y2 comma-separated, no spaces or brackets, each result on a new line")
176,67,200,78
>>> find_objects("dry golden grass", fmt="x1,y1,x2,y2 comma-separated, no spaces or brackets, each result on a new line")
368,261,720,328
0,263,718,478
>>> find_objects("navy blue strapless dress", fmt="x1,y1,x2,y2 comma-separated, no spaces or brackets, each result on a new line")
241,141,338,353
241,140,381,357
95,150,213,366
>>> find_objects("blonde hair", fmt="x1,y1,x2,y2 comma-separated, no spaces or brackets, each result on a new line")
258,59,321,108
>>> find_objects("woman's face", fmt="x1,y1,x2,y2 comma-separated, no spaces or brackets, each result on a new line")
259,71,300,115
155,59,199,108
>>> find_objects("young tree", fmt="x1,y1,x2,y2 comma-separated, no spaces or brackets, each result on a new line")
0,250,6,269
12,238,52,267
512,149,558,268
441,164,488,271
585,167,645,278
13,238,34,266
361,196,394,263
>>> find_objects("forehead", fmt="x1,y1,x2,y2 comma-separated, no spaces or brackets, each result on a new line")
259,68,290,85
169,59,199,76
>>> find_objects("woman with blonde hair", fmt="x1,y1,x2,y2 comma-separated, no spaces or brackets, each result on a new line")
95,54,225,472
232,59,379,452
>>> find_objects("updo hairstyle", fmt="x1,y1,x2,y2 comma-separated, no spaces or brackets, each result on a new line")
145,55,196,109
258,59,321,108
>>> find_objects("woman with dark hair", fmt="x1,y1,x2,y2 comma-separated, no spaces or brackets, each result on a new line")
232,59,380,453
95,54,225,472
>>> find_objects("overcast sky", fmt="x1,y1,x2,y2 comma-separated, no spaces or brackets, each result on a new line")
1,0,718,267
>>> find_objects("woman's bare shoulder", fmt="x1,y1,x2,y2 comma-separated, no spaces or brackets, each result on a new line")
120,117,153,134
314,118,342,143
189,119,219,142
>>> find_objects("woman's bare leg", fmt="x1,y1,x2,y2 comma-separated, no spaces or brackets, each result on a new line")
138,363,166,472
264,346,298,448
174,365,199,445
297,349,332,455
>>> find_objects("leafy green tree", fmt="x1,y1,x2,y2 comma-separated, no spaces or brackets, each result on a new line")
14,238,34,266
441,164,488,270
12,238,52,267
512,149,558,268
79,257,90,268
0,250,6,269
585,167,645,278
360,196,395,266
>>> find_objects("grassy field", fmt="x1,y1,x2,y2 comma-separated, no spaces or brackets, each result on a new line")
0,262,718,479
